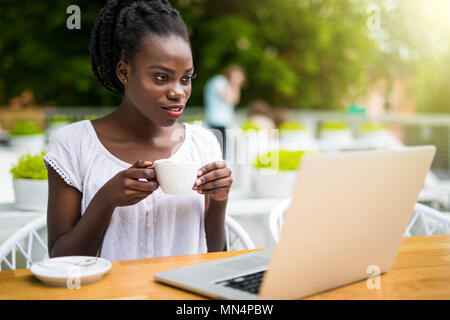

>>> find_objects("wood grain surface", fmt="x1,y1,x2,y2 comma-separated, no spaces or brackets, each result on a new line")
0,235,449,300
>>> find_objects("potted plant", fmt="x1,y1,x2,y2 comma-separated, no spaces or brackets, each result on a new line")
252,149,310,198
241,120,262,132
357,122,392,148
48,113,71,127
360,122,387,138
320,121,351,134
229,120,275,195
240,120,275,157
279,121,317,151
10,151,48,211
319,121,353,150
9,120,46,153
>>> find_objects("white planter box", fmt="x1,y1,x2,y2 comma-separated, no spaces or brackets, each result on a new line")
280,130,318,151
13,179,48,211
234,131,276,165
253,168,298,198
228,130,278,193
229,163,253,194
9,134,46,153
359,130,395,148
319,130,353,151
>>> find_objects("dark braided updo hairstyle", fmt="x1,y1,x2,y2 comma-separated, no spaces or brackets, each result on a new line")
90,0,190,95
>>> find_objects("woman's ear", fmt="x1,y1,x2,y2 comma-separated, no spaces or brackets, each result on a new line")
116,60,130,85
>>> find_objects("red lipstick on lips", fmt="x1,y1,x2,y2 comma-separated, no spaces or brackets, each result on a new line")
162,105,184,118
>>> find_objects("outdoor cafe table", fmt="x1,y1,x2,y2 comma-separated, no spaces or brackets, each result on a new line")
0,234,449,300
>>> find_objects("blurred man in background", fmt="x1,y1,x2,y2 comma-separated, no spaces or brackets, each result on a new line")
204,65,246,159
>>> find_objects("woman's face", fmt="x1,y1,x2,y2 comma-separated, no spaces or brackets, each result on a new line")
119,34,194,127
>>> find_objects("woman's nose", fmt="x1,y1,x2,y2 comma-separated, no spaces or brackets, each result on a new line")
168,84,186,100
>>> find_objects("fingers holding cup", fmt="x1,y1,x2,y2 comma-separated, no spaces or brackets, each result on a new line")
193,161,232,200
193,167,232,190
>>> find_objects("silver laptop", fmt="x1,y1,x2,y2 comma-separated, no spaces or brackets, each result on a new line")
154,146,436,300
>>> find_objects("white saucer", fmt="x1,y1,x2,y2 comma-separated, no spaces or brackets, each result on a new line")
30,256,112,287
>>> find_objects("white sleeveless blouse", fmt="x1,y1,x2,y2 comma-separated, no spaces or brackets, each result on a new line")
43,120,223,261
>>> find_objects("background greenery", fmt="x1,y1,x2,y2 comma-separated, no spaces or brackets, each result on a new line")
0,0,449,112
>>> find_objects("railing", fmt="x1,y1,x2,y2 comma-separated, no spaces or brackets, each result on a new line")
34,107,450,176
281,110,450,176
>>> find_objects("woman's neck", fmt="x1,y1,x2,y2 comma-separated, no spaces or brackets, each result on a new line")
109,99,167,143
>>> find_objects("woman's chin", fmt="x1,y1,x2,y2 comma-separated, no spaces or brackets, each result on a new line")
139,112,178,128
159,117,179,128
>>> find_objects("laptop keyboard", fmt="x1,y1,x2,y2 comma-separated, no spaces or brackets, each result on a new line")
216,270,266,295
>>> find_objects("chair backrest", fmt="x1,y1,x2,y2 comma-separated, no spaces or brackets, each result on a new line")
420,172,450,210
0,215,255,268
404,203,450,237
0,215,48,271
424,171,441,190
225,215,255,251
267,198,291,245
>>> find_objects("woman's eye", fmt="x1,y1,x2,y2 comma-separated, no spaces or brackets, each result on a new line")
154,74,168,82
182,74,197,85
181,77,191,85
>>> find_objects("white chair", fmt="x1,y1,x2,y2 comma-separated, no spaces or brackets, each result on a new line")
418,172,450,210
0,215,48,271
0,215,255,269
267,198,291,244
225,215,255,251
404,203,450,237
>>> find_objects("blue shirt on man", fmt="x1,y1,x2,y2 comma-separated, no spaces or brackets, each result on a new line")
204,75,234,127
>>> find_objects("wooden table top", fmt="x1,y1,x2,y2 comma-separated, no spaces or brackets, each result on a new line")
1,234,449,300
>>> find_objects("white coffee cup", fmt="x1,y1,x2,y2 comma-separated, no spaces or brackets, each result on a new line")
154,159,200,195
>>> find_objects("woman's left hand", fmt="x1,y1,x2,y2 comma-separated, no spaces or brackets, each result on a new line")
193,161,233,201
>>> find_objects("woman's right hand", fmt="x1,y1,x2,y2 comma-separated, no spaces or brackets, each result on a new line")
100,160,159,208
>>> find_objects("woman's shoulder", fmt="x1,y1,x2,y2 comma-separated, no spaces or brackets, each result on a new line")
44,120,92,191
48,120,91,147
52,120,89,135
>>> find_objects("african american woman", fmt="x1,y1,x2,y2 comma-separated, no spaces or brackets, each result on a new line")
43,0,233,261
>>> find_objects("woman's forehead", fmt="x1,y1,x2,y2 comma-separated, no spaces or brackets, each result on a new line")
133,34,192,69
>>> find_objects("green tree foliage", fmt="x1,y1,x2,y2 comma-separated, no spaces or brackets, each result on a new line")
0,0,120,107
416,53,450,113
177,0,376,109
0,0,376,109
0,0,448,112
368,0,450,113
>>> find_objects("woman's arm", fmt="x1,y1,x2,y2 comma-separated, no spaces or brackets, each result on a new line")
204,196,227,252
194,161,233,252
47,165,115,257
219,85,241,106
48,160,159,257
